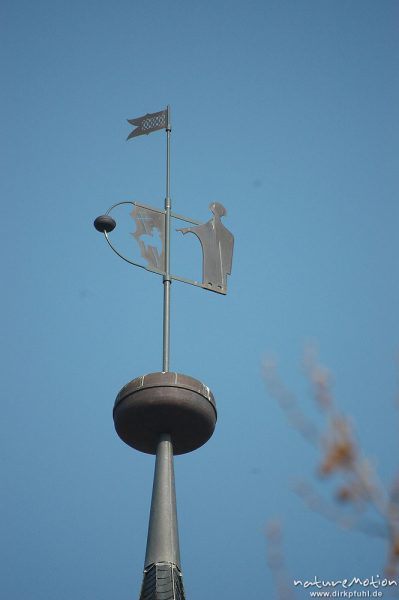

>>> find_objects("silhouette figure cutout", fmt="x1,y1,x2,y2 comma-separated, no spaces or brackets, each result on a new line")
131,206,165,271
177,202,234,294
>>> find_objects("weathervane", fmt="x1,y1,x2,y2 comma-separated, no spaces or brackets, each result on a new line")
93,106,234,600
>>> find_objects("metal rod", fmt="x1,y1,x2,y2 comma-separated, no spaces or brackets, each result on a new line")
133,200,202,226
162,106,172,372
171,210,202,226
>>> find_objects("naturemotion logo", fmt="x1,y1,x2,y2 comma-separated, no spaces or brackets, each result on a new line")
293,575,397,597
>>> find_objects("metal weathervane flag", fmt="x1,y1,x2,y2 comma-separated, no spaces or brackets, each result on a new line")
127,109,168,139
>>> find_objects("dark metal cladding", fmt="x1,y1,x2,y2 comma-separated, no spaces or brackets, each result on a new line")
139,563,185,600
113,372,217,455
93,214,116,233
144,435,181,569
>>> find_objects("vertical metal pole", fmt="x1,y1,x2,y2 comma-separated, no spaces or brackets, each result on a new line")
163,106,171,372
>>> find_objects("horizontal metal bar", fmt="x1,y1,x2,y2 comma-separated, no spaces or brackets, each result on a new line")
170,273,203,288
133,201,203,226
133,201,165,215
170,273,226,295
170,211,202,226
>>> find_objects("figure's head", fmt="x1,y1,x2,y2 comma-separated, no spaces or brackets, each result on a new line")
210,202,226,217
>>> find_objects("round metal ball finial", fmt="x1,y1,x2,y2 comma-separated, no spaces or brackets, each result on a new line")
94,214,116,233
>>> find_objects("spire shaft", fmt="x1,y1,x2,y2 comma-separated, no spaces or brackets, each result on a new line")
144,433,180,568
139,433,186,600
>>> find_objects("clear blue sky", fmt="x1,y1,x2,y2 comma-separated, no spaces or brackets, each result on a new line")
1,1,398,598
